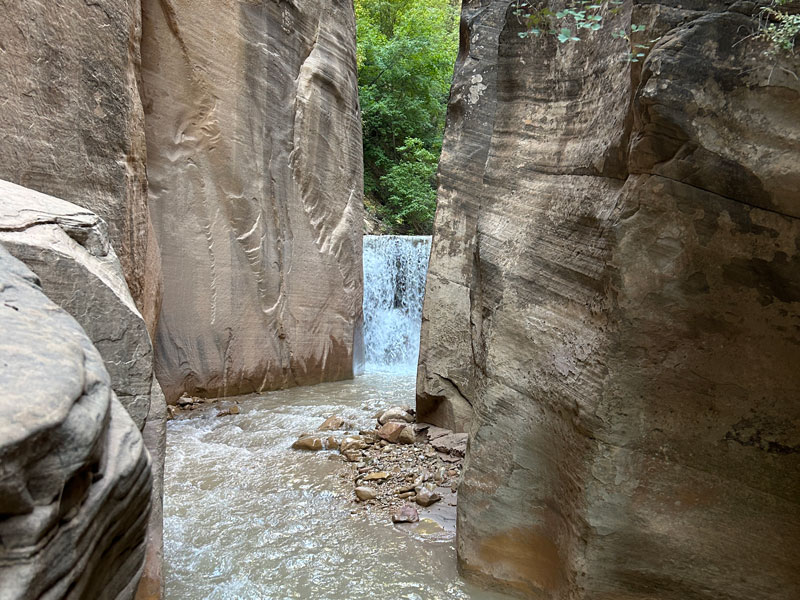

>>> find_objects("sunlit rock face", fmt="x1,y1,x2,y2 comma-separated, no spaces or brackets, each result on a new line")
0,0,162,334
0,245,151,600
141,0,364,403
419,1,800,597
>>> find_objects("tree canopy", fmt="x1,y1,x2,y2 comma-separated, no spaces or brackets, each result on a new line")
356,0,459,234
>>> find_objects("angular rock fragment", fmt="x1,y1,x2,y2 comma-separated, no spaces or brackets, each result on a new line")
340,436,368,452
430,433,467,457
392,504,420,524
378,422,416,445
318,416,346,431
414,489,441,508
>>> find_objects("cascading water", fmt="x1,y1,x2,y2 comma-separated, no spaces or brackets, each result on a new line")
362,235,431,374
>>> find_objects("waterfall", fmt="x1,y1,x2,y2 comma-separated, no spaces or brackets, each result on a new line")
362,235,432,374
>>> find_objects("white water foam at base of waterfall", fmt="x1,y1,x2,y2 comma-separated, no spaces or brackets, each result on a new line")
362,235,431,375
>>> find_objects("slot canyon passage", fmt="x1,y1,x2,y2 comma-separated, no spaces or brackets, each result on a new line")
0,1,798,600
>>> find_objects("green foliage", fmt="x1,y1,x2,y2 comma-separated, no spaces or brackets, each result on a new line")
513,0,659,61
379,138,439,233
356,0,459,234
759,0,800,53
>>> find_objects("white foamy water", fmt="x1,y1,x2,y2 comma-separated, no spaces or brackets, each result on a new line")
163,375,511,600
362,235,431,374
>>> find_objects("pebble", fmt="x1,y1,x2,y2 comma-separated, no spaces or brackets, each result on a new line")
391,504,420,524
363,471,390,481
317,415,345,431
355,486,378,501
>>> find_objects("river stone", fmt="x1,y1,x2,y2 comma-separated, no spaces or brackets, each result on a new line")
378,422,416,445
292,436,324,452
419,1,800,598
378,407,415,424
354,487,378,502
141,0,364,403
391,505,420,524
340,436,368,452
0,245,151,599
318,416,346,431
363,472,390,482
342,451,362,463
0,0,161,333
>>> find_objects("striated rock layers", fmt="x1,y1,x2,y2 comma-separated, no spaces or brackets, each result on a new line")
0,179,167,599
0,245,151,600
0,179,157,430
141,0,364,402
419,1,800,598
0,0,162,333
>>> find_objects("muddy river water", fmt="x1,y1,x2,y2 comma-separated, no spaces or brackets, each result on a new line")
163,374,512,600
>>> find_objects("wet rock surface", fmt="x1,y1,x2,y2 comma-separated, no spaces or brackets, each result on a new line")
419,1,800,598
0,245,151,600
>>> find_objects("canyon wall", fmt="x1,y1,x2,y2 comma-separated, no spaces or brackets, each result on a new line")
0,0,162,333
0,245,151,600
141,0,364,402
419,0,800,597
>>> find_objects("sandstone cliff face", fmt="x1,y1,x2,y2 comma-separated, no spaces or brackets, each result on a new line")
141,0,364,402
419,1,800,597
0,0,162,334
0,245,151,600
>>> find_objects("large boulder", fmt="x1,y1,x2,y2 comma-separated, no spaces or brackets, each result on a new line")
420,1,800,598
0,179,155,430
141,0,364,402
0,0,161,333
0,179,167,599
0,245,151,599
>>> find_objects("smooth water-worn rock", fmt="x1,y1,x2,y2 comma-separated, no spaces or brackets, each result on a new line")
420,1,800,598
0,0,162,332
0,179,156,430
0,180,167,599
141,0,364,403
0,245,151,600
